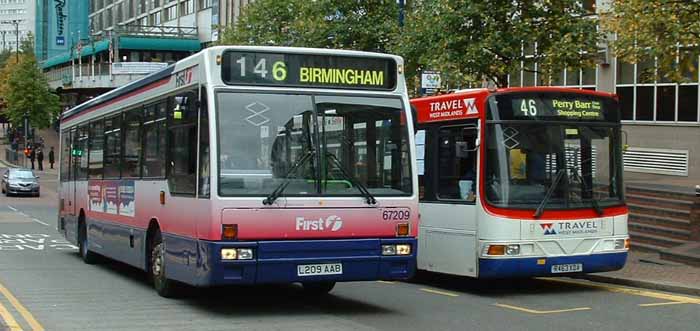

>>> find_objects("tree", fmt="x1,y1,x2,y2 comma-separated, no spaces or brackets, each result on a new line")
220,0,399,52
602,0,700,83
392,0,601,89
4,52,60,129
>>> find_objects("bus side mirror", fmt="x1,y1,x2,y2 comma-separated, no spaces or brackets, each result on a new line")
410,105,418,133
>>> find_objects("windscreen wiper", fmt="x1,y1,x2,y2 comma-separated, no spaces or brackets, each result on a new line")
262,150,315,206
325,152,377,205
569,168,604,216
534,169,567,219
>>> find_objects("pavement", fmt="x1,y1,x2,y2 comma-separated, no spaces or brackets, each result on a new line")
577,251,700,297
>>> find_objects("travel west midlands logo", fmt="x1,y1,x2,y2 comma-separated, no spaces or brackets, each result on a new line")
540,223,557,235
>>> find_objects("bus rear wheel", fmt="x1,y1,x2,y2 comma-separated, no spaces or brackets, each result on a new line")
78,221,99,264
302,281,336,296
150,230,180,298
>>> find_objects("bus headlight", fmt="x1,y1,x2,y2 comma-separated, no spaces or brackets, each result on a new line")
614,239,628,250
237,248,254,260
396,244,411,255
221,248,254,260
382,245,397,255
506,244,520,256
485,244,521,256
381,244,411,256
221,248,237,260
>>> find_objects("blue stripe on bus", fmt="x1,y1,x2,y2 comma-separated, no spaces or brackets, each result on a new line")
62,64,175,121
172,237,417,286
478,252,627,278
67,217,417,286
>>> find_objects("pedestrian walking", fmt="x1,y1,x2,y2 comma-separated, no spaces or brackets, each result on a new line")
29,147,36,169
49,147,55,169
37,148,44,171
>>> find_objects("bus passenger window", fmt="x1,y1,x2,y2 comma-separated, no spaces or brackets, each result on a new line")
437,125,478,202
60,131,71,182
142,103,166,178
123,109,142,178
88,120,104,179
103,115,122,179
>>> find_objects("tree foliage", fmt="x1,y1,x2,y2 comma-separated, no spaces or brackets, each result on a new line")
220,0,399,52
602,0,700,83
3,36,60,129
392,0,600,88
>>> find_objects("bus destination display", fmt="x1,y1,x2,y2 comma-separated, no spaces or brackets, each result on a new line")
511,96,605,120
221,51,396,90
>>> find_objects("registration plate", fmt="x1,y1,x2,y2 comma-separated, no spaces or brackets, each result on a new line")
297,263,343,277
551,263,583,273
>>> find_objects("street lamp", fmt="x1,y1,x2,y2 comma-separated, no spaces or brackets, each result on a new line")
0,20,21,62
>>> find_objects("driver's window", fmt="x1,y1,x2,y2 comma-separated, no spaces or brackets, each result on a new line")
437,125,478,202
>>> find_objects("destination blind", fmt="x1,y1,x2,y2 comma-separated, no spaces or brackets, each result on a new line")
221,51,397,90
490,92,618,122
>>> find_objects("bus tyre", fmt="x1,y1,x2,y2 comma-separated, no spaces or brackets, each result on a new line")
79,222,99,264
302,281,336,296
150,231,180,298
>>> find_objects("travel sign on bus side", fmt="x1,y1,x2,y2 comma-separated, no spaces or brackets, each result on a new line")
412,92,488,124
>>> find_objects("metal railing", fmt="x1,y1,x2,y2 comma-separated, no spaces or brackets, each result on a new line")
92,25,198,40
4,148,24,167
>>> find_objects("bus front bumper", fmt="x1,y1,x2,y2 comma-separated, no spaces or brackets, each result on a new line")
478,251,627,278
190,238,416,286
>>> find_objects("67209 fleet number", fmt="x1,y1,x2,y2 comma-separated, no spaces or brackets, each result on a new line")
382,209,410,221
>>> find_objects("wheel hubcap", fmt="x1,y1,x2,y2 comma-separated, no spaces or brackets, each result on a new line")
152,244,163,277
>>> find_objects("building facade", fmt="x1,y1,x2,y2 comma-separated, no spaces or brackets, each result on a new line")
0,0,35,52
218,0,252,29
35,0,89,61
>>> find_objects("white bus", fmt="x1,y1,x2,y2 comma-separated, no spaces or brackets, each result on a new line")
411,87,629,278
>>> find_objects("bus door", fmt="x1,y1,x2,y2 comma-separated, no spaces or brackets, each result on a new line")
67,128,77,218
417,122,480,276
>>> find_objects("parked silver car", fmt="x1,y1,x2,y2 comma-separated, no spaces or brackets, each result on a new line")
2,168,40,197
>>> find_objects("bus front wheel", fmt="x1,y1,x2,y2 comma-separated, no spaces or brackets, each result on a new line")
150,230,180,298
302,281,336,295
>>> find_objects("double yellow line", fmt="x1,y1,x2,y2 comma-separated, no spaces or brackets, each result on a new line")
0,281,44,331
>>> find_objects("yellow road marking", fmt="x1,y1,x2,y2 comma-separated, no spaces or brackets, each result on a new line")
376,280,396,284
638,301,689,307
420,288,459,297
494,303,591,314
539,278,700,305
0,299,23,331
0,281,44,331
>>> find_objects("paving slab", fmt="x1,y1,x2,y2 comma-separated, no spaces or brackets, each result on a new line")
579,250,700,296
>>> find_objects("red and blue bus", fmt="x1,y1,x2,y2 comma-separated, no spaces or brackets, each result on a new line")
411,87,628,278
58,46,418,297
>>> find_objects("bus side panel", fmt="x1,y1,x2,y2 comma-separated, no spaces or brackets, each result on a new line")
98,221,146,269
417,203,478,277
157,191,212,286
60,181,79,246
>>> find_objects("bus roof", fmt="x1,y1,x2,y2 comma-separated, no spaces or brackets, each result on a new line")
61,46,405,125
